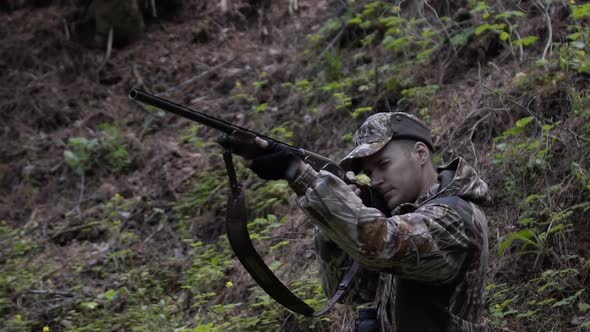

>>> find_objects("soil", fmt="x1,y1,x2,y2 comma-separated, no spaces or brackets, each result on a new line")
2,1,590,331
0,0,332,226
1,1,336,328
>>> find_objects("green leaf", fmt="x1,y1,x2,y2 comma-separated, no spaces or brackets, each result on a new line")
81,301,98,310
382,36,411,51
98,289,117,301
64,150,79,165
499,31,510,41
421,28,437,38
537,298,556,306
450,27,476,47
270,240,290,250
495,143,508,151
379,15,404,28
254,103,268,113
516,310,537,318
518,217,534,226
498,229,537,256
568,32,582,41
495,10,526,20
579,301,590,314
553,291,583,307
535,59,549,67
417,48,435,61
516,116,534,128
347,16,362,25
525,194,543,203
572,4,590,20
513,36,538,47
475,23,506,35
351,106,373,119
475,23,490,35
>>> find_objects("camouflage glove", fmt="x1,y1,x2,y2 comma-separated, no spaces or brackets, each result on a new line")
249,141,304,181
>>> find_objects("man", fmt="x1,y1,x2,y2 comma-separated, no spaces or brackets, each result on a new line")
246,112,490,331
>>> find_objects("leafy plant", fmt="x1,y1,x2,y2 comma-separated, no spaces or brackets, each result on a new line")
181,124,207,149
492,117,554,186
63,123,132,175
64,137,99,175
98,123,131,173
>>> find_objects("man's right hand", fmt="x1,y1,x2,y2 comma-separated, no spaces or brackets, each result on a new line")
247,137,305,181
345,171,362,197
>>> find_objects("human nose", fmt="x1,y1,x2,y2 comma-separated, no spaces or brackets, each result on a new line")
370,172,383,188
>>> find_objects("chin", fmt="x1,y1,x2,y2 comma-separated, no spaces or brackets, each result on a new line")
386,195,412,210
386,198,402,210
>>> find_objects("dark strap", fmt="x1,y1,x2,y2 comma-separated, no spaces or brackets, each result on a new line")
314,261,359,316
222,149,358,316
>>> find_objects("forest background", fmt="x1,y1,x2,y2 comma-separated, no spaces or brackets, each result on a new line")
1,0,590,331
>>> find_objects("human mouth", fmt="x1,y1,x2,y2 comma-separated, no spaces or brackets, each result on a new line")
383,188,394,200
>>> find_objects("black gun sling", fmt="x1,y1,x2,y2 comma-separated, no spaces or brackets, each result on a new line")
222,149,358,316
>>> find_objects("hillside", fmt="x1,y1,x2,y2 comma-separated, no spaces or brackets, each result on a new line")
1,0,590,331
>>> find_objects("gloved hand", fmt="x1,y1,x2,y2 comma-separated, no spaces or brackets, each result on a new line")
249,138,304,180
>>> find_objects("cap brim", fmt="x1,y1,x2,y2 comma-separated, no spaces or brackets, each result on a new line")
339,140,389,172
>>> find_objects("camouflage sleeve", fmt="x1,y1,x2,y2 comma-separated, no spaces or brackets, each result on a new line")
315,227,378,305
290,164,470,283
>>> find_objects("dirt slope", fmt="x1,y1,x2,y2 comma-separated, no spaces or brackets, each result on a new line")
2,1,590,331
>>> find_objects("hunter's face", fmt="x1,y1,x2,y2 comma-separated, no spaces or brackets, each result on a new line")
361,140,425,209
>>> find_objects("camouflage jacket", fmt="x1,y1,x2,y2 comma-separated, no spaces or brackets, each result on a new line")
289,158,490,332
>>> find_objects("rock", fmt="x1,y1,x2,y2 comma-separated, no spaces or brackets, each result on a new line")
96,182,118,199
89,0,144,48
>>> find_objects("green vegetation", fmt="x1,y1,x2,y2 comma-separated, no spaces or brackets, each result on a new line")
3,0,590,331
64,122,132,176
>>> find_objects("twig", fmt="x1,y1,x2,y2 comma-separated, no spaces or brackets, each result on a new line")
150,0,158,18
98,26,114,73
318,27,346,60
497,1,523,63
502,18,524,63
49,221,102,241
24,208,38,230
536,0,553,61
76,172,85,216
156,57,236,97
289,0,299,15
468,113,493,168
279,312,294,331
480,83,590,143
220,0,228,13
424,0,456,56
133,64,151,94
144,223,164,243
27,289,75,297
63,19,70,41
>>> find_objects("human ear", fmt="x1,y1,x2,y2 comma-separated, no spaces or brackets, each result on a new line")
413,142,430,165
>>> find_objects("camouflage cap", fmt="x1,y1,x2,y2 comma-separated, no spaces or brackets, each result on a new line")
339,112,433,172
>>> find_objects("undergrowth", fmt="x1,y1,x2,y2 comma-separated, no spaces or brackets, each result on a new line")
3,1,590,331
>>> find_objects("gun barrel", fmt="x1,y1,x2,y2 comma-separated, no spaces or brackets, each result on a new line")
128,89,351,182
129,89,236,134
